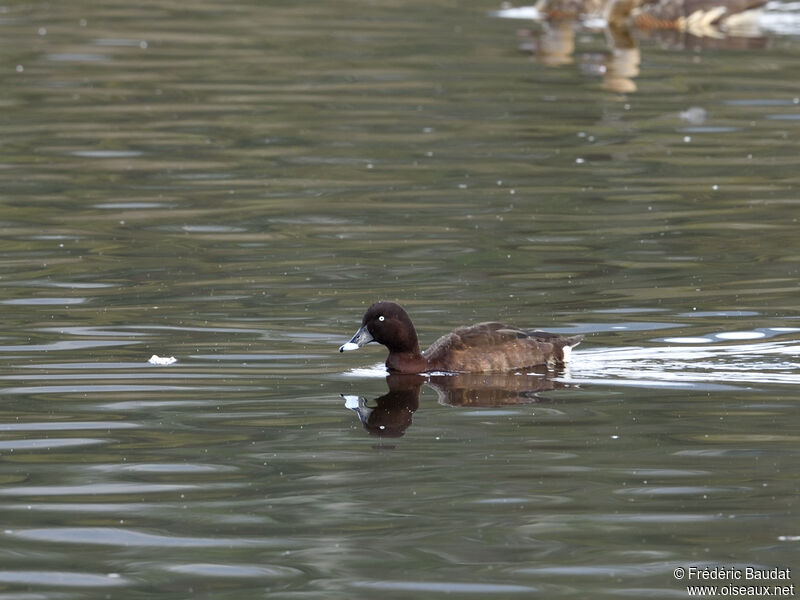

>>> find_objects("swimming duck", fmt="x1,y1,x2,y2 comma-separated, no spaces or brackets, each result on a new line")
535,0,767,34
339,301,583,374
610,0,768,34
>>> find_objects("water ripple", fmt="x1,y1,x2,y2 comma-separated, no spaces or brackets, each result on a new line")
90,462,237,474
517,561,674,577
163,563,303,578
0,483,198,496
0,297,87,306
0,384,231,395
0,421,137,431
350,580,538,593
0,340,139,352
565,336,800,387
5,527,291,548
0,438,108,451
0,570,128,587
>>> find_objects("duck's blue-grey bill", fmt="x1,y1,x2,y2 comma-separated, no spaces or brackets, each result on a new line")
338,325,374,352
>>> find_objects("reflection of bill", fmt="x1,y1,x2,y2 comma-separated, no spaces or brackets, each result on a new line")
342,374,424,438
343,370,574,438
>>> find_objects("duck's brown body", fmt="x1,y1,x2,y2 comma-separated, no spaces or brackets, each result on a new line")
340,302,583,375
421,322,581,373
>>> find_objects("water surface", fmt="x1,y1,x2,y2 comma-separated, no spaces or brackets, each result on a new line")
0,0,798,598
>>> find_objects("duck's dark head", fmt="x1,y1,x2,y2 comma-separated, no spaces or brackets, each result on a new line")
339,301,420,354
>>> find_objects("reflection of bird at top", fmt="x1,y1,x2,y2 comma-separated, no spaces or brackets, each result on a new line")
517,0,769,92
516,20,642,92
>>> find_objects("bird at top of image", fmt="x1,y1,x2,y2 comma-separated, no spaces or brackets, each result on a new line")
534,0,769,35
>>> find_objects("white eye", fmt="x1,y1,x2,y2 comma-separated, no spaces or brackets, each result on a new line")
378,315,385,322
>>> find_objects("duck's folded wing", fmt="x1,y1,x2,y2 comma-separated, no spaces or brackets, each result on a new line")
437,322,527,350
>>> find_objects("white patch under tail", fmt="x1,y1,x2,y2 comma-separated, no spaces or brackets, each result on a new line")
561,336,583,363
562,345,573,363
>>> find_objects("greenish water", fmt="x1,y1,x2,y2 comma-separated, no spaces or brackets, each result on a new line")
0,0,798,598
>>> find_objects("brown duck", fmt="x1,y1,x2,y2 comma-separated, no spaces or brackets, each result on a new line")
339,301,583,374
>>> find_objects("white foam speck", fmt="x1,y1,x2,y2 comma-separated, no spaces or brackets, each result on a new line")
339,342,360,352
148,355,177,365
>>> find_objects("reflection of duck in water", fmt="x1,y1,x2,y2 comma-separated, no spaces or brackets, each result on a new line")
343,374,424,438
344,371,571,437
514,0,769,91
339,301,583,375
427,368,569,406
